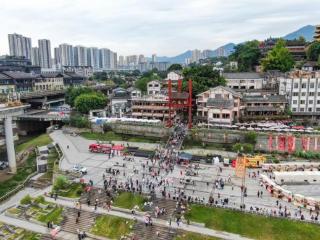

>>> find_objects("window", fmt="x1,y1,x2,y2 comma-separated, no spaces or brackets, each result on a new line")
308,108,313,112
309,100,314,104
293,100,297,104
292,108,297,112
293,92,299,96
294,83,299,88
310,83,315,88
222,114,230,119
300,100,305,104
317,100,320,104
301,92,306,96
212,114,220,118
300,108,305,112
301,83,307,88
309,92,315,96
318,92,320,97
316,108,320,112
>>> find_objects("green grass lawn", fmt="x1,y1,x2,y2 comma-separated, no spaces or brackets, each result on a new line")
37,206,63,224
90,215,134,239
175,232,221,240
16,134,52,153
81,131,163,143
185,205,320,240
57,182,84,198
0,152,37,198
113,192,147,210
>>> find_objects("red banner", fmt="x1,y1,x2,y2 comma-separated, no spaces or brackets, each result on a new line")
287,136,295,153
268,135,273,151
301,137,308,151
278,135,286,151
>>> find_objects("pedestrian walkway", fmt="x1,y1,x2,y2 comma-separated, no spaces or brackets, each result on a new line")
0,214,93,240
44,196,253,240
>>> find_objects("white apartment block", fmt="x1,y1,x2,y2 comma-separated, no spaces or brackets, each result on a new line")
279,71,320,120
223,72,265,91
147,80,161,95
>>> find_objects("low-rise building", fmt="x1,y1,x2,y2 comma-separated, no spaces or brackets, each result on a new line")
147,80,161,95
223,72,265,91
242,95,287,119
279,70,320,122
164,71,183,85
33,73,64,91
196,86,242,125
62,72,85,87
110,87,130,117
0,73,15,94
2,71,37,93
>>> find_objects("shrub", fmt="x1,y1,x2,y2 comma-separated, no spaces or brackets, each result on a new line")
232,143,254,153
53,176,69,191
244,131,257,144
20,194,32,205
34,195,45,204
69,115,90,128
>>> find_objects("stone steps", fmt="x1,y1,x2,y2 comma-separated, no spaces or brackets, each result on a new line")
40,234,57,240
61,207,97,234
132,222,176,240
151,199,177,220
28,179,51,189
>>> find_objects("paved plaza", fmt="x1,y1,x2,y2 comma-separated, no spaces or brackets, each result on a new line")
51,130,318,222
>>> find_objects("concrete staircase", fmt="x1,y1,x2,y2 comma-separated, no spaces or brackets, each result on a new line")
60,207,97,234
132,222,177,240
151,198,177,220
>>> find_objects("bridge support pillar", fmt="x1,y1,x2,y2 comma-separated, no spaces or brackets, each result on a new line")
5,116,17,173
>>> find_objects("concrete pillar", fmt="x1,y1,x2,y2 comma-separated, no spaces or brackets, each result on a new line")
4,116,17,173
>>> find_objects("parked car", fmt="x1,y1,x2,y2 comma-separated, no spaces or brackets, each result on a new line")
0,161,9,170
72,164,87,174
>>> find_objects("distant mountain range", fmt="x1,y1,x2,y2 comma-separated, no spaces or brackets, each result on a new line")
156,25,316,64
283,25,316,41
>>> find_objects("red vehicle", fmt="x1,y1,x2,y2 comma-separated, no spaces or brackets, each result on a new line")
89,143,111,154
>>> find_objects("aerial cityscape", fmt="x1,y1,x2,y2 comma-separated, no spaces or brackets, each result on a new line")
0,1,320,240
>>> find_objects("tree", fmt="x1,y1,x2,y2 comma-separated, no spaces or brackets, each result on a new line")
229,40,261,72
168,64,183,72
306,41,320,61
74,93,107,114
232,143,254,154
182,65,226,95
261,39,295,72
244,131,257,144
135,71,161,92
65,87,94,107
53,176,69,191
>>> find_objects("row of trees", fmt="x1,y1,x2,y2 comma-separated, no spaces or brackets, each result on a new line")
65,87,107,114
230,38,320,73
134,65,226,96
230,39,295,72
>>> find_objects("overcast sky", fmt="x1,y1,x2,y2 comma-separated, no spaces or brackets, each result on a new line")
0,0,319,57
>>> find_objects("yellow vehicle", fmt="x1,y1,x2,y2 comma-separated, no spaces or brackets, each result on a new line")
244,155,266,168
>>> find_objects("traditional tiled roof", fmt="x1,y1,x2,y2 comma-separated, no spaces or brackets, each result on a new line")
223,72,264,79
40,72,63,78
2,71,38,79
0,73,12,80
243,95,287,103
206,98,234,109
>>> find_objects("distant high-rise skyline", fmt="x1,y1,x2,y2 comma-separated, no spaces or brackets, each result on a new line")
31,47,40,66
38,39,52,68
8,33,32,59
